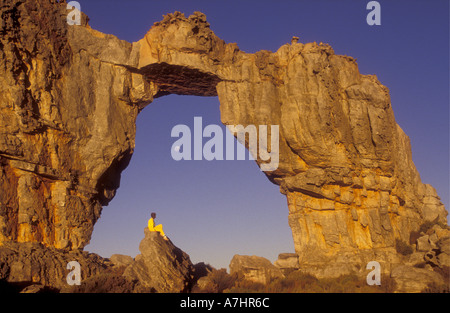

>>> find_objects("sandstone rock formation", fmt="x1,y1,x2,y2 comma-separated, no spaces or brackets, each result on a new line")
0,240,108,291
123,228,195,293
0,0,448,292
274,253,300,275
110,254,134,268
229,255,284,285
390,265,445,293
0,0,154,251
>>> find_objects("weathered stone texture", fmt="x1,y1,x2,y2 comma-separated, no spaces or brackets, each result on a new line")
135,11,448,272
229,255,284,284
0,1,448,292
0,0,156,250
123,228,195,292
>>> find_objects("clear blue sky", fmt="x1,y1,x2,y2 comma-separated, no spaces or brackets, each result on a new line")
82,0,449,269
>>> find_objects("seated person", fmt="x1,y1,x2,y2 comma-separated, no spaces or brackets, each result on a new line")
148,212,168,241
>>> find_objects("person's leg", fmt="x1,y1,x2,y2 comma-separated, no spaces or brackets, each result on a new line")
154,224,165,237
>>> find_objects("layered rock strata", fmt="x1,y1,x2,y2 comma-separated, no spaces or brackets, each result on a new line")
0,0,156,250
135,11,448,270
0,240,108,290
0,0,448,290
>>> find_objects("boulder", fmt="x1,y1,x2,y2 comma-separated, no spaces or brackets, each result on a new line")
415,226,450,269
110,254,134,268
416,235,432,252
391,265,445,293
274,253,299,274
437,253,450,268
229,255,284,284
123,228,194,292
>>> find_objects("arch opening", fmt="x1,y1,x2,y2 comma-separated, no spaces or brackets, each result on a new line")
86,94,294,269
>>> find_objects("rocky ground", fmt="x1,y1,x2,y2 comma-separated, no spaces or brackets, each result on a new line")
1,222,448,293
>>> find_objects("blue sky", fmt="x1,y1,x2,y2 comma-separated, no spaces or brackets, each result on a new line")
82,0,449,269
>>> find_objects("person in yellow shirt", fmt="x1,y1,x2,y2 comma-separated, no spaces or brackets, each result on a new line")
148,212,168,241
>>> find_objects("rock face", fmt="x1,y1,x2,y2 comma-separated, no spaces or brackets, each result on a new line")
0,0,448,292
0,0,156,250
123,228,195,292
0,241,108,290
136,11,449,269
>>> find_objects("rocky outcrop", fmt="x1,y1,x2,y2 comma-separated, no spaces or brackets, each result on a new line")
0,0,448,292
123,228,195,293
229,255,284,284
134,11,450,287
0,241,108,291
110,254,134,268
390,265,445,293
0,0,157,250
416,225,450,268
274,253,300,275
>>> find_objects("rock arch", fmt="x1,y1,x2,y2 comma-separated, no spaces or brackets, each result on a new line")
0,2,447,282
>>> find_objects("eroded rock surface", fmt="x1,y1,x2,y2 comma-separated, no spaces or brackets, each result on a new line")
229,255,284,285
0,1,448,292
0,241,108,290
123,228,195,293
134,10,449,288
0,0,157,251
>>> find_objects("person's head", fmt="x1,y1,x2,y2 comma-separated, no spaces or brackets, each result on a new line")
151,212,156,219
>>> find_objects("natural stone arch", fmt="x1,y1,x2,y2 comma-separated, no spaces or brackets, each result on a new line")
0,2,447,283
135,12,447,267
